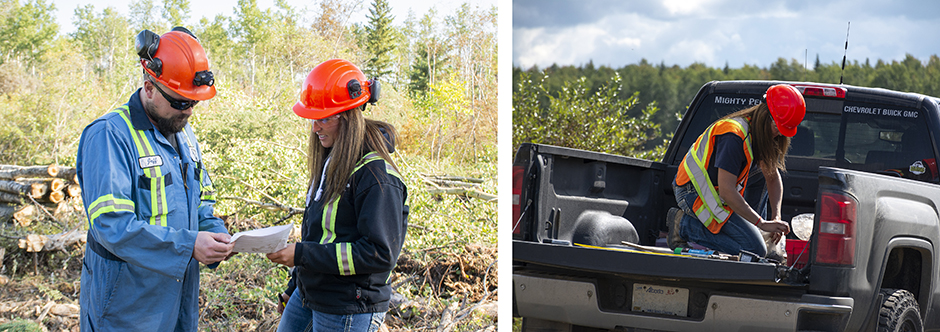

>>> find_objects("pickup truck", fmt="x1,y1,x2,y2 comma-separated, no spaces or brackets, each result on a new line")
512,80,940,331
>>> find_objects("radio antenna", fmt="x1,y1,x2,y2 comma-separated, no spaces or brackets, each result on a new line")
804,49,807,81
839,22,850,85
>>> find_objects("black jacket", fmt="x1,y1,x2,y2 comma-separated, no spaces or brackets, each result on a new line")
285,151,408,314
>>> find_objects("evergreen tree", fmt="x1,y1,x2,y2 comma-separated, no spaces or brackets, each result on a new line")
364,0,395,79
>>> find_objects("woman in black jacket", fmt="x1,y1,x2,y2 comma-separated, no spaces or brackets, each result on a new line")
266,58,408,332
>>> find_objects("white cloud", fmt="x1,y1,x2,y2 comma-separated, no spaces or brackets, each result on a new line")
512,0,940,69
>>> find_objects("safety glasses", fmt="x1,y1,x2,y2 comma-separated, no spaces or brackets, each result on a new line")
152,82,199,110
310,114,341,126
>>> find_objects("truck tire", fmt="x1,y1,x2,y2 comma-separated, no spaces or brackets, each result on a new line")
878,288,923,332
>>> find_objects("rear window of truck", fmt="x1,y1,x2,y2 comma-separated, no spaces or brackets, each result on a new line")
674,93,938,183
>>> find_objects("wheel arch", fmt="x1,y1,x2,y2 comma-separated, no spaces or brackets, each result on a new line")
878,237,933,316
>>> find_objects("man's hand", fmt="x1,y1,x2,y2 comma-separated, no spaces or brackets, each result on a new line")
193,232,234,265
266,243,296,267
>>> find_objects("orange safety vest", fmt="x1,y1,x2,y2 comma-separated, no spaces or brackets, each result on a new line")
676,117,753,234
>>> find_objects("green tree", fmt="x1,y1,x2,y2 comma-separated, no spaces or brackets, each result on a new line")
162,0,190,27
70,5,132,75
129,0,162,31
364,0,395,79
0,0,59,65
513,71,669,160
407,8,447,96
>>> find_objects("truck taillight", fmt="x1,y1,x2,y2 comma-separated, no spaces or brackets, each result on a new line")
816,192,857,265
512,166,523,234
793,85,847,99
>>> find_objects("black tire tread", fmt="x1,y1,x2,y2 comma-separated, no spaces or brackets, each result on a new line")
878,288,923,332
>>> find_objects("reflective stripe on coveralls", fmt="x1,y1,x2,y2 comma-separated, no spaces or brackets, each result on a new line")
180,128,216,203
681,117,752,233
319,152,402,276
97,105,169,227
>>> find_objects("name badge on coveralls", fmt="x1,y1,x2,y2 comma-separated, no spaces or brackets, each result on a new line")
138,156,164,169
189,145,198,162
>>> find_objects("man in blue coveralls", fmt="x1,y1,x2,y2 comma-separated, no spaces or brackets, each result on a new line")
76,27,233,331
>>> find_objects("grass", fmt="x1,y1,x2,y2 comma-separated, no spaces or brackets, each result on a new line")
0,149,497,331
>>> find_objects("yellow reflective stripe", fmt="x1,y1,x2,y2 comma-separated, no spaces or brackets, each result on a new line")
353,152,402,182
115,105,168,225
113,107,148,161
385,164,402,182
684,118,754,227
319,198,340,244
336,242,356,276
684,153,730,226
319,152,399,245
149,176,168,226
87,194,135,226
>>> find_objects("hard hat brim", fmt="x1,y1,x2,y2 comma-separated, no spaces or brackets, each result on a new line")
293,101,350,120
777,123,797,137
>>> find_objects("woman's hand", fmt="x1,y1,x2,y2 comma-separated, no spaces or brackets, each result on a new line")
276,292,290,314
757,219,790,237
266,243,296,267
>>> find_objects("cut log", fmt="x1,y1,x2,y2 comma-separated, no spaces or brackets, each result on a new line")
66,184,82,198
426,188,497,202
51,166,77,181
13,205,35,227
17,228,86,252
425,175,484,184
47,190,65,204
0,180,29,195
0,165,59,179
18,178,65,192
0,204,15,221
0,191,21,204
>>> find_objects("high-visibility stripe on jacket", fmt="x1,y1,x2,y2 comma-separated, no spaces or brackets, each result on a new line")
292,150,408,315
319,152,403,276
675,117,753,234
77,89,228,332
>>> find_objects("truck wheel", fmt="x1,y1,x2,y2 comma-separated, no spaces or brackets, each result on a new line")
878,288,923,332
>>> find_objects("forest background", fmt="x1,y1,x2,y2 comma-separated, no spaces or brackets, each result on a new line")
0,0,497,331
513,55,940,160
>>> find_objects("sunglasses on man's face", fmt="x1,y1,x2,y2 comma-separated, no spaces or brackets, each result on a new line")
152,82,199,110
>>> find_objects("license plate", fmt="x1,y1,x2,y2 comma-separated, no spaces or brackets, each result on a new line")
632,283,689,316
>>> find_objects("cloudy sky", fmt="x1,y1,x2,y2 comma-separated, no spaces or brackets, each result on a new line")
513,0,940,70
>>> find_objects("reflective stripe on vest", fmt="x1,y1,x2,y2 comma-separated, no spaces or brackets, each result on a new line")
113,106,169,227
682,117,752,233
318,152,401,276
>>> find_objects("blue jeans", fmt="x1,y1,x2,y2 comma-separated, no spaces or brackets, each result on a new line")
673,181,768,257
277,291,386,332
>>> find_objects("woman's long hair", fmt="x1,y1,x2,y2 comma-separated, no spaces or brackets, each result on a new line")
306,105,400,202
721,103,790,171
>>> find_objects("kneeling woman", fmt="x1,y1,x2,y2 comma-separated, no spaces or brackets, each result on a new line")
671,84,804,257
267,59,408,332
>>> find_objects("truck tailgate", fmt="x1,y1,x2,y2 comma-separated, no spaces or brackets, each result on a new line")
514,240,782,282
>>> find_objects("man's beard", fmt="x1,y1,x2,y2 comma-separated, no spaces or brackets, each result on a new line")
145,102,189,135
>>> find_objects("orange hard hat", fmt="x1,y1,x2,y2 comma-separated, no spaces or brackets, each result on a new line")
293,59,379,120
764,84,806,137
136,28,216,101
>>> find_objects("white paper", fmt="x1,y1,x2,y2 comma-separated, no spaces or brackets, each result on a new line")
230,224,294,254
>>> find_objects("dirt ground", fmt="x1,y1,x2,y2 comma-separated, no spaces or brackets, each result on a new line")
0,218,497,331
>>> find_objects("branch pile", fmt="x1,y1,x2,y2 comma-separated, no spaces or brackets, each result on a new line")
0,164,80,226
421,175,496,203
